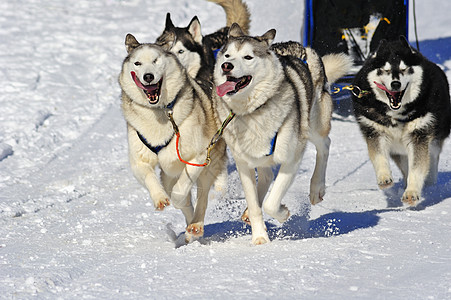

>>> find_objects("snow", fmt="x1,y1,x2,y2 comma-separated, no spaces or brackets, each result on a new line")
1,0,451,298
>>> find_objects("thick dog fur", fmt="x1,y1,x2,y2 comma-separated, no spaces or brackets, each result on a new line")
352,36,451,206
119,34,227,241
213,24,353,244
155,0,251,87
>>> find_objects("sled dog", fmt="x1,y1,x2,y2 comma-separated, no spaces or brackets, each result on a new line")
155,0,251,88
155,0,250,192
352,36,451,206
213,23,353,244
119,34,227,241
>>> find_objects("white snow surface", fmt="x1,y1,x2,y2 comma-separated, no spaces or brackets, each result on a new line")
1,0,451,299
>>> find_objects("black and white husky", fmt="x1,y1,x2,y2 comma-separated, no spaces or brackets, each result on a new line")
352,36,451,206
213,23,353,244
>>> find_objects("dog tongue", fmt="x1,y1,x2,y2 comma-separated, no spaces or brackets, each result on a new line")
373,81,398,98
216,81,237,97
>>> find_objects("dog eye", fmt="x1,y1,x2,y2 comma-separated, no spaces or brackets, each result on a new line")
178,49,184,54
244,55,253,60
225,54,230,58
134,61,141,66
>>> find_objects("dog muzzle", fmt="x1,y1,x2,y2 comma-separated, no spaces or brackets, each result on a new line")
374,81,406,110
131,71,162,104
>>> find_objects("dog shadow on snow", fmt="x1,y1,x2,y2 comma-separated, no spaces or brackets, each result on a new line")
384,171,451,210
202,210,380,243
191,171,451,245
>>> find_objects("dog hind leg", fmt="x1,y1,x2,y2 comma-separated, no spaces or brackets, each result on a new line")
308,91,332,205
309,132,330,205
390,153,409,186
425,139,443,185
367,137,394,189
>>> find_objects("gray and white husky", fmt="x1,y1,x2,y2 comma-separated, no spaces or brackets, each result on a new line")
213,23,353,244
119,34,227,241
352,36,451,206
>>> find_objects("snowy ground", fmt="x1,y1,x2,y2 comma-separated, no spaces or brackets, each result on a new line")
1,0,451,299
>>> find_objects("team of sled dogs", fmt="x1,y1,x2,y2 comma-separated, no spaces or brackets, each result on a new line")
119,0,451,244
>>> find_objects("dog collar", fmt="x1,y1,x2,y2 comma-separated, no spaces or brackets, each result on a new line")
165,96,177,110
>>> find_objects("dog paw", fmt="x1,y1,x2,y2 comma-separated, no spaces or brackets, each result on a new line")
377,176,394,189
310,184,326,205
252,234,270,245
264,204,290,223
310,192,324,205
155,198,170,211
241,208,251,225
401,190,420,206
186,222,204,237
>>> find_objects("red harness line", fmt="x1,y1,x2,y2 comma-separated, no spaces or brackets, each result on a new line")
174,132,209,167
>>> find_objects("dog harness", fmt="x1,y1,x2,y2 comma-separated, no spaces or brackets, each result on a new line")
137,131,173,154
216,110,278,156
135,97,178,155
267,133,277,156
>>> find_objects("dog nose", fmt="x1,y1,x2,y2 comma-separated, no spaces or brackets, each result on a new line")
391,81,401,90
143,73,154,84
221,62,234,73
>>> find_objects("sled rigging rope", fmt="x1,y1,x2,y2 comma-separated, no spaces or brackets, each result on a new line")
332,84,370,98
165,110,235,167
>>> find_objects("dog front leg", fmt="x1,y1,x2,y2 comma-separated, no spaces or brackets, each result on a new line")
171,164,204,225
130,157,169,210
185,169,218,241
403,139,431,206
143,170,171,210
367,137,394,189
241,166,273,225
128,129,170,210
235,159,269,245
263,160,301,223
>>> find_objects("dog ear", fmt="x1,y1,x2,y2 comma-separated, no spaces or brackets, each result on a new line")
188,16,203,44
260,29,276,46
165,13,175,30
399,35,416,53
125,34,140,53
228,23,245,38
371,39,387,58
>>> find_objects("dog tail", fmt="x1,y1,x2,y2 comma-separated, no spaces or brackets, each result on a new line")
322,53,354,84
208,0,251,34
